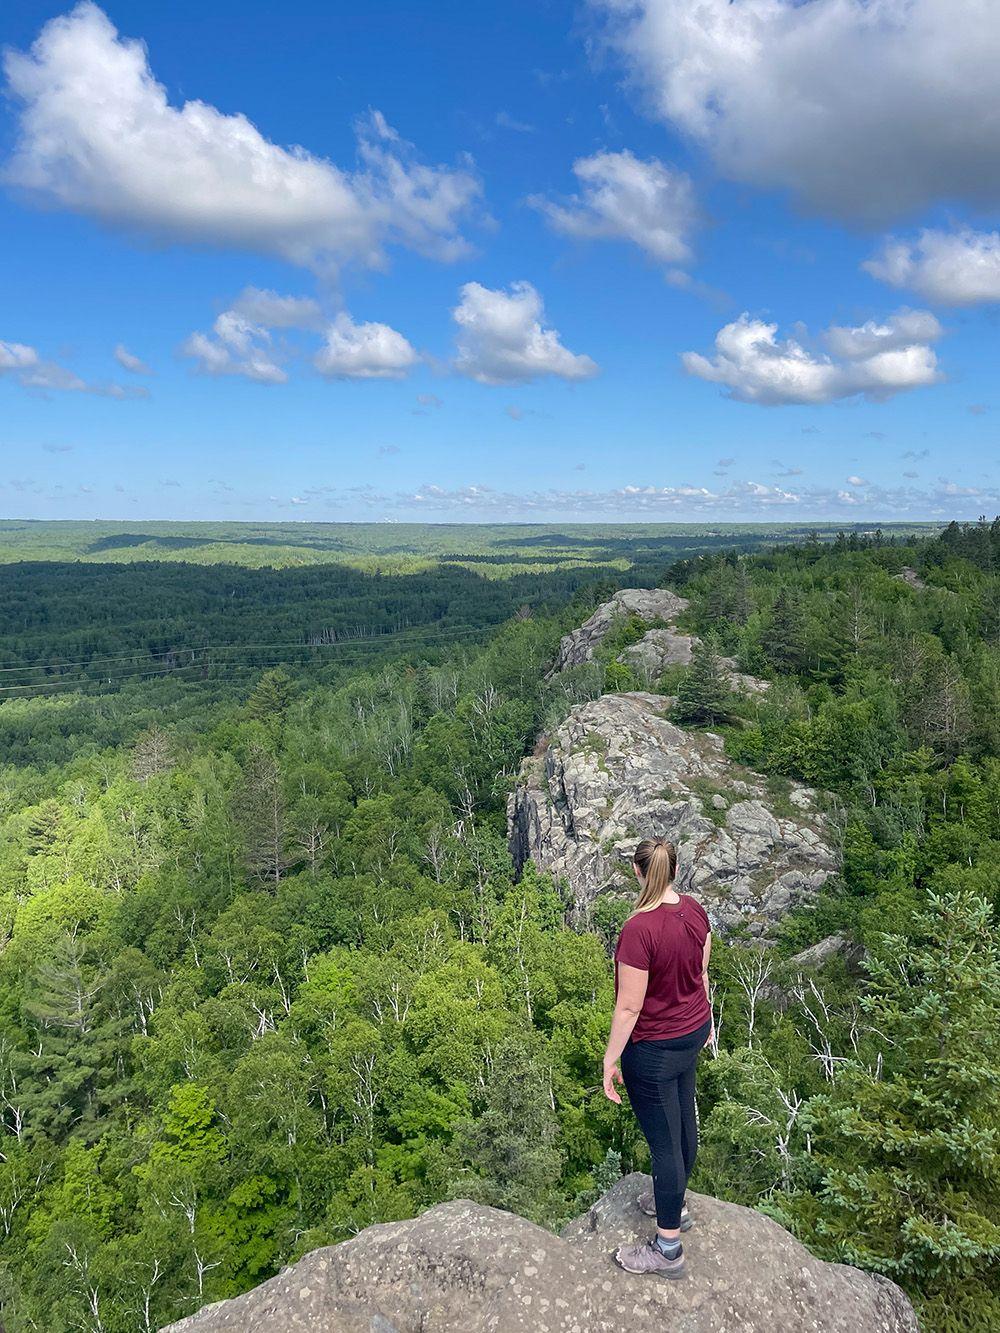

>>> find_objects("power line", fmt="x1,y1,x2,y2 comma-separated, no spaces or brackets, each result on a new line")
0,622,498,674
0,624,500,699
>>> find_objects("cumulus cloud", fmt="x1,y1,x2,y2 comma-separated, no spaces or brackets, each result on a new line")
114,344,151,374
346,475,1000,520
181,312,287,384
591,0,1000,223
453,281,598,385
314,313,418,379
531,150,697,267
3,3,481,272
183,291,417,383
864,228,1000,305
682,309,943,406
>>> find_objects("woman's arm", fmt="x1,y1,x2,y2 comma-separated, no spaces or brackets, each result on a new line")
702,932,712,1004
603,963,648,1103
702,932,713,1042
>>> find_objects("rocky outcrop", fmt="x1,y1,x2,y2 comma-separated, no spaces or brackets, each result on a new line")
619,624,694,673
551,586,768,696
163,1174,918,1333
895,566,926,590
787,932,865,972
508,691,837,932
549,588,689,675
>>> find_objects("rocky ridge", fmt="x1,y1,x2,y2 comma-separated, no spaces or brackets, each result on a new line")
548,587,690,675
551,585,767,694
509,691,836,931
513,589,837,931
163,1174,918,1333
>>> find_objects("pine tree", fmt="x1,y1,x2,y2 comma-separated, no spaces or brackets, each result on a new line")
672,639,731,725
779,892,1000,1327
446,1039,565,1224
767,587,808,674
18,935,125,1143
233,745,288,885
246,669,294,724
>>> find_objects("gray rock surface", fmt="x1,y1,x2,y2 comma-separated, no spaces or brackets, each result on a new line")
895,566,926,590
551,586,768,696
549,588,689,675
619,625,694,676
787,932,865,972
163,1174,918,1333
508,691,837,932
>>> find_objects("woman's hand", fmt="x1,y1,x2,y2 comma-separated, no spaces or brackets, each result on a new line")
603,1059,624,1104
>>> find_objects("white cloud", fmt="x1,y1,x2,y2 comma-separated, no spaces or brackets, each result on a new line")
846,475,868,487
181,311,287,384
453,281,598,385
495,111,535,133
182,292,417,383
230,287,323,329
591,0,1000,223
314,312,418,380
682,310,943,406
864,228,1000,305
335,475,1000,520
824,309,942,360
2,336,137,396
531,150,697,267
3,4,481,272
114,343,151,374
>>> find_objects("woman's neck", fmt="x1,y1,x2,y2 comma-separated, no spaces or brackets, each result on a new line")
638,887,682,912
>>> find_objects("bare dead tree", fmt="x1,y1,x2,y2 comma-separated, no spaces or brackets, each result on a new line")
732,951,773,1050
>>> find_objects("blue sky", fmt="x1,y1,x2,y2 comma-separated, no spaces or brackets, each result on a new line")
1,0,999,522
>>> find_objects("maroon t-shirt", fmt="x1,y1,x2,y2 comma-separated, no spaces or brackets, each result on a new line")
614,895,711,1041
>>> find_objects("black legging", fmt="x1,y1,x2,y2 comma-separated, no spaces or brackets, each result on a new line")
620,1018,711,1229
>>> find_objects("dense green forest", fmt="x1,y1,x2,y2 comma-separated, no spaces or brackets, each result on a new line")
0,519,997,1332
0,517,939,573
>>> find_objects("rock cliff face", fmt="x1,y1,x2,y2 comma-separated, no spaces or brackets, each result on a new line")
515,589,834,930
163,1174,918,1333
549,587,690,675
509,691,836,931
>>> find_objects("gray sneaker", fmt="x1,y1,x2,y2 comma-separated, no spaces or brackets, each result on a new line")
613,1238,686,1280
637,1191,693,1230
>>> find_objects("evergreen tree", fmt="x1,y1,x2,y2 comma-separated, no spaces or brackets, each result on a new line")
445,1040,566,1224
767,587,808,674
233,746,288,886
672,639,731,725
245,669,294,725
18,935,125,1143
779,892,1000,1328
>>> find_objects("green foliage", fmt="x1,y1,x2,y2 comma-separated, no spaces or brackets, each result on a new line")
776,893,1000,1325
0,517,998,1332
672,639,732,726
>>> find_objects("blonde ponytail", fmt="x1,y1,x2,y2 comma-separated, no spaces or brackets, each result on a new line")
631,837,678,913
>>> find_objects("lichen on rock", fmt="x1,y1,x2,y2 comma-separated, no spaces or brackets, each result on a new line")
162,1174,919,1333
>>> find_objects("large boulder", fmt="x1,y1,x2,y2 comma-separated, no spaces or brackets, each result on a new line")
163,1174,918,1333
549,588,689,675
508,692,837,932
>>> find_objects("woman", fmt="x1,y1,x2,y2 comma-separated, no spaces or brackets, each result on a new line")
603,837,712,1280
